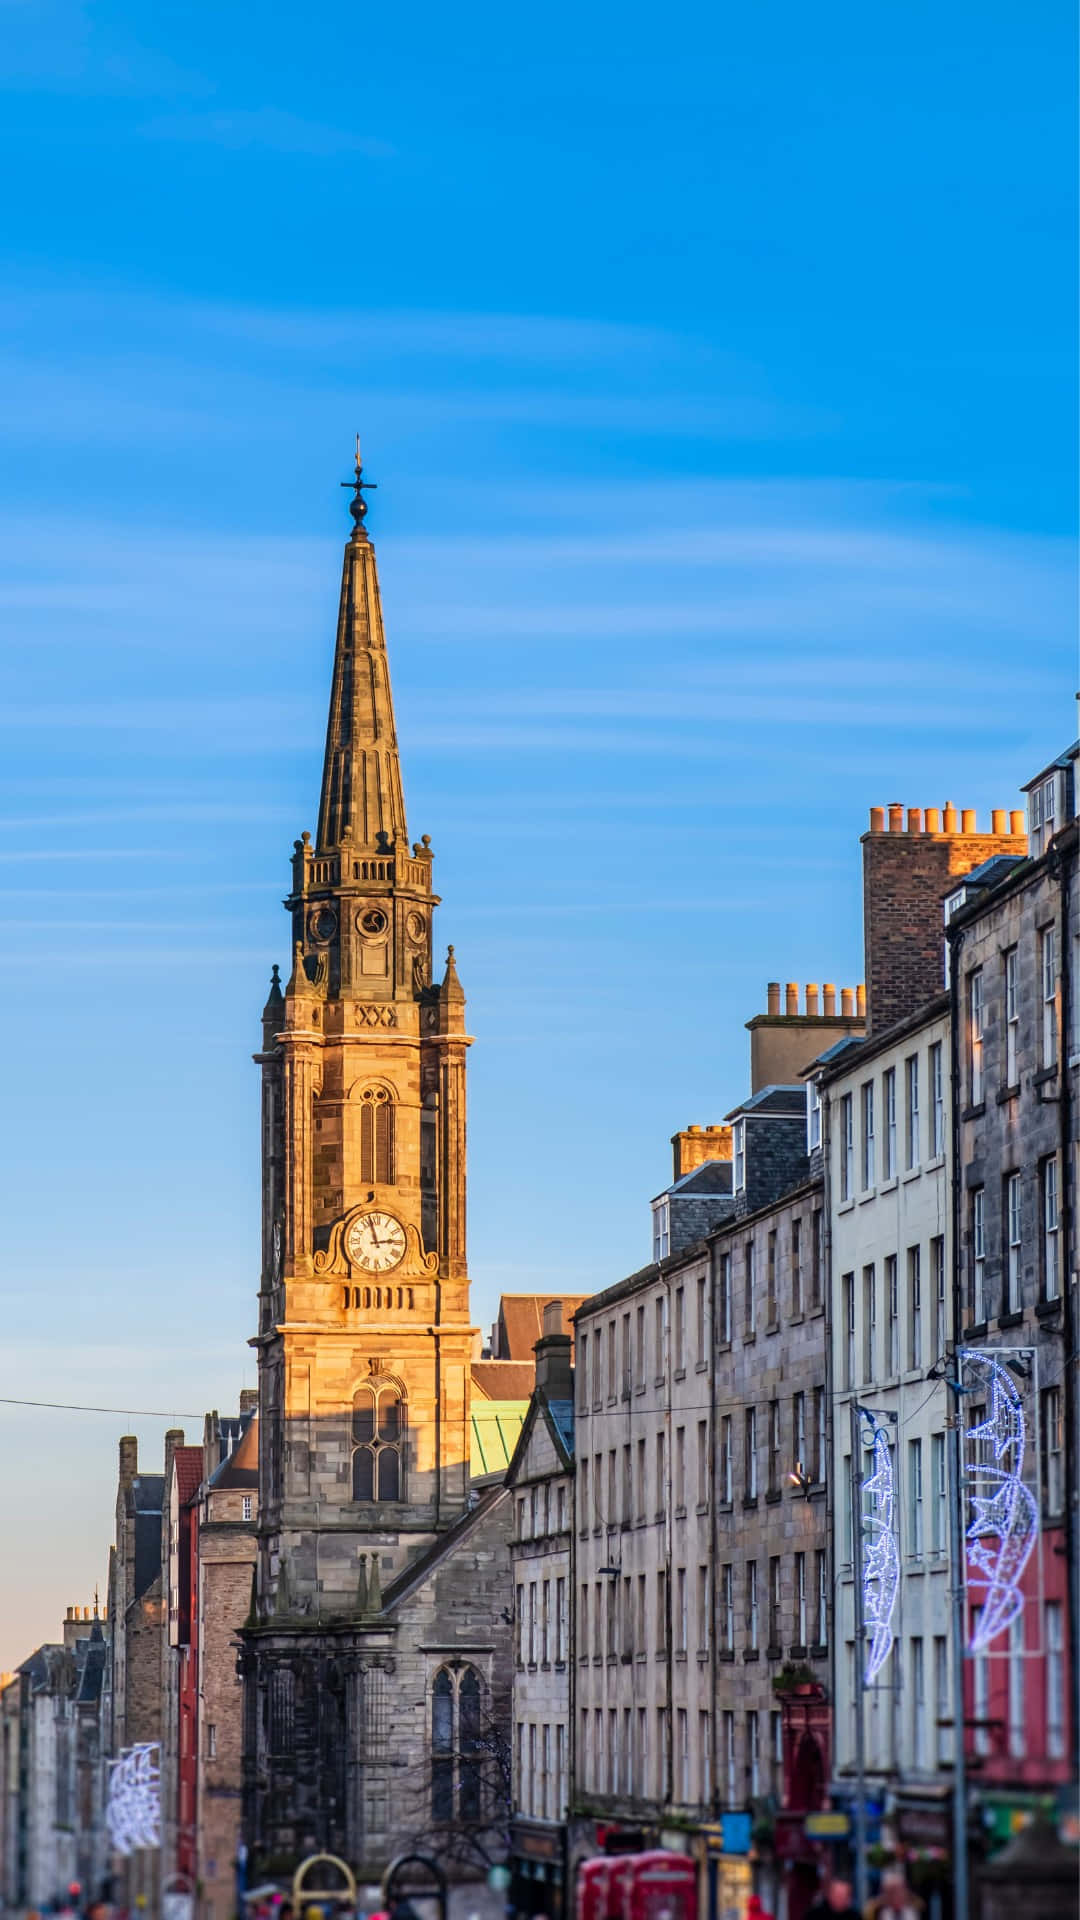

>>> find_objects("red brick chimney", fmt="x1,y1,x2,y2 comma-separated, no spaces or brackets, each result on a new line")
862,803,1027,1034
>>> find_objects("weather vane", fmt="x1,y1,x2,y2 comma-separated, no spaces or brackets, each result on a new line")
341,432,378,532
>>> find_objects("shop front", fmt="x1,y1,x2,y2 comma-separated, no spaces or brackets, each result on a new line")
510,1817,568,1920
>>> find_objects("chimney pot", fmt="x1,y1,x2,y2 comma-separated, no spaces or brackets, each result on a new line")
823,983,837,1016
1010,810,1026,836
943,804,958,832
767,982,781,1015
841,987,855,1017
785,982,799,1015
805,983,820,1015
869,806,885,833
888,803,904,832
961,809,976,832
907,807,922,833
856,983,866,1017
991,809,1007,834
925,808,941,833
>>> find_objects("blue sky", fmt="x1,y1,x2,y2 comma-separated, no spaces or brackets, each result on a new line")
0,0,1075,1666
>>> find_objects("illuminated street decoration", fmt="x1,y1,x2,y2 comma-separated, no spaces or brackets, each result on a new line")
960,1349,1037,1652
105,1742,161,1855
860,1414,899,1683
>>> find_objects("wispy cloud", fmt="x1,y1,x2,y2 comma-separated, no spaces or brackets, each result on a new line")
138,107,394,158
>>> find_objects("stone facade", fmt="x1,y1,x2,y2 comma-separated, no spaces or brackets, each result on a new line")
103,1434,168,1909
0,1613,107,1908
240,460,512,1877
946,742,1077,1798
195,1411,258,1919
507,1313,575,1920
818,999,955,1805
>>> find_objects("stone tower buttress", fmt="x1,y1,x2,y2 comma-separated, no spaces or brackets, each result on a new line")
253,453,475,1616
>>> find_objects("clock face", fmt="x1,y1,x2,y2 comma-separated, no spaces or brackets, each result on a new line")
346,1211,407,1273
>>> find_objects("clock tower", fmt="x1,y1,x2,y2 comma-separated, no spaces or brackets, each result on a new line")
253,449,475,1618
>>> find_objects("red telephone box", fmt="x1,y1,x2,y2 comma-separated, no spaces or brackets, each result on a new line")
577,1857,614,1920
621,1851,697,1920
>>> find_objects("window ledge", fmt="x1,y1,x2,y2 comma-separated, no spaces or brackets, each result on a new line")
788,1644,808,1660
674,1367,687,1382
765,1489,783,1506
696,1649,709,1664
962,1320,988,1340
1036,1297,1063,1321
718,1649,735,1664
695,1360,709,1374
857,1190,877,1207
809,1304,825,1319
879,1177,898,1194
742,1495,759,1511
925,1153,946,1172
766,1644,783,1662
695,1501,709,1516
996,1085,1020,1106
765,1320,780,1335
998,1309,1024,1330
1034,1065,1060,1088
674,1650,688,1664
716,1340,732,1355
790,1312,805,1326
674,1505,687,1519
810,1643,828,1660
837,1199,856,1215
960,1102,986,1122
742,1649,760,1663
902,1167,922,1183
743,1332,757,1346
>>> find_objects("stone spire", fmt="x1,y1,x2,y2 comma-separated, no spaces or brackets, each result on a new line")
316,443,408,853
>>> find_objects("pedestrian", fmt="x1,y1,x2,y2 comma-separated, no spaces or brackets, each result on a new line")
744,1896,773,1919
863,1869,924,1920
807,1879,861,1920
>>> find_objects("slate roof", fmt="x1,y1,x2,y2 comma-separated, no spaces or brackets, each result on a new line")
545,1398,575,1460
471,1359,536,1400
209,1412,258,1489
724,1084,807,1121
494,1293,589,1359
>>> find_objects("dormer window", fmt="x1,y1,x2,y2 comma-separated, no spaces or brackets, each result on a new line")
652,1200,670,1263
733,1120,746,1193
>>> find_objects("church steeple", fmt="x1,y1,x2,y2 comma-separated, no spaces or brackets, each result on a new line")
316,444,408,853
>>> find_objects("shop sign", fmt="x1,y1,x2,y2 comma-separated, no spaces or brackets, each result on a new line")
720,1812,752,1856
804,1812,851,1840
895,1804,949,1849
514,1825,562,1864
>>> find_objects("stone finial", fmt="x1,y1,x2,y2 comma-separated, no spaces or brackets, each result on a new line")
439,944,466,1004
367,1553,382,1614
356,1554,369,1614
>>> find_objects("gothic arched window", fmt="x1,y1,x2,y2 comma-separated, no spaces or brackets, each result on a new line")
359,1086,395,1185
430,1665,487,1824
352,1383,405,1502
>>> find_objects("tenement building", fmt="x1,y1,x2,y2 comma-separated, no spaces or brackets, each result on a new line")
818,994,955,1848
506,1305,576,1920
239,457,513,1875
946,740,1077,1825
571,985,857,1920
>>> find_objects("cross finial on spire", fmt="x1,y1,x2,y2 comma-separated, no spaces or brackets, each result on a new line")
341,433,378,537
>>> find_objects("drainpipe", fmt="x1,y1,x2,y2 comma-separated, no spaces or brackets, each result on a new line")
1049,834,1078,1774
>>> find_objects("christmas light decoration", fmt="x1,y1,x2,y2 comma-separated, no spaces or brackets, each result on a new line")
860,1413,899,1683
105,1742,161,1855
959,1348,1038,1652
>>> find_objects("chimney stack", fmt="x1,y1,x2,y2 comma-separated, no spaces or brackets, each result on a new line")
861,801,1028,1033
534,1303,573,1402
